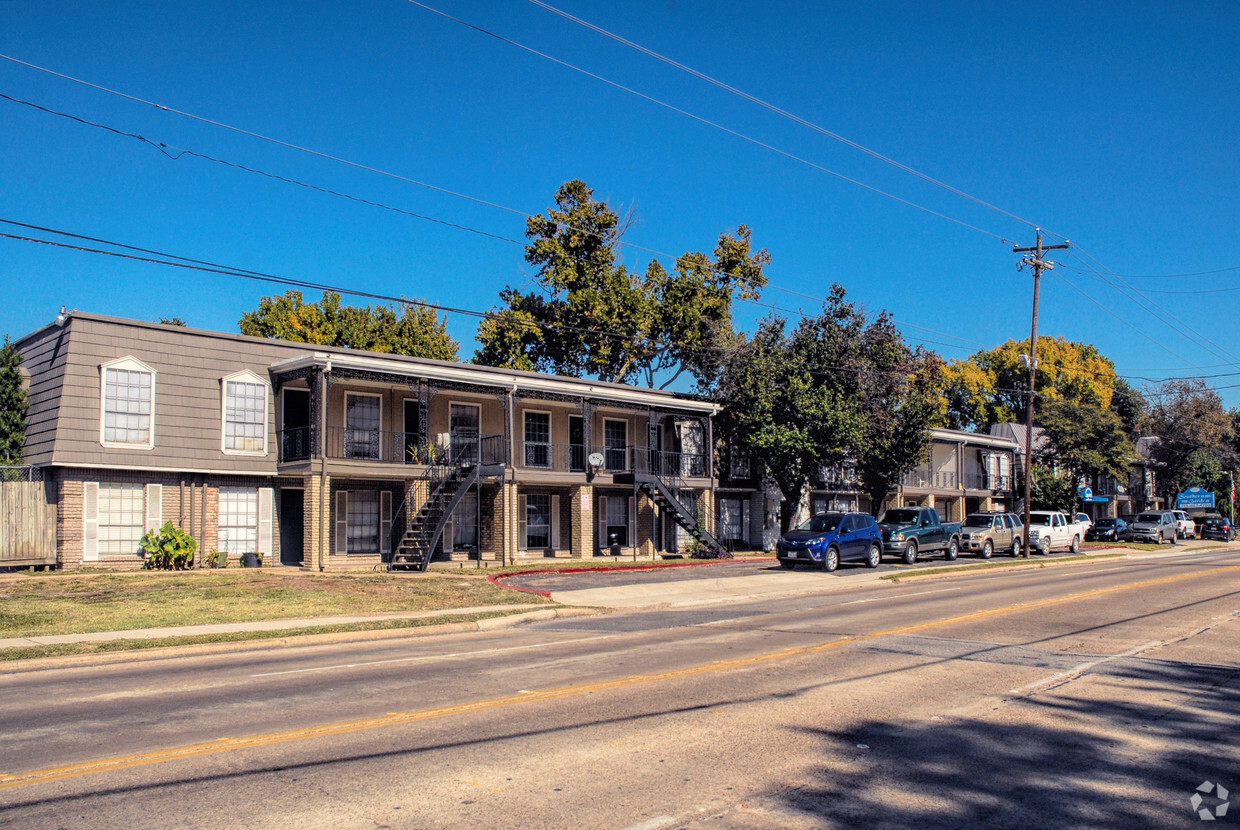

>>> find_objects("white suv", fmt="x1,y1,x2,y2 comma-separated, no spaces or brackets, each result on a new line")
1171,510,1195,539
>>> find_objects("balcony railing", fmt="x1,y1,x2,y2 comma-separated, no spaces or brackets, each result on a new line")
317,428,507,466
520,442,589,472
901,469,959,490
962,472,1014,491
279,427,311,463
629,447,709,479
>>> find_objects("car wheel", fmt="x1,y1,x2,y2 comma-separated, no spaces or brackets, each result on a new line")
865,542,881,568
903,540,918,565
823,546,839,572
981,540,993,560
780,559,795,570
1011,537,1021,557
946,538,959,561
1070,535,1080,554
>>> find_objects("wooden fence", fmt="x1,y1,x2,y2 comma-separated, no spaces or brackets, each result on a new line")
0,481,57,567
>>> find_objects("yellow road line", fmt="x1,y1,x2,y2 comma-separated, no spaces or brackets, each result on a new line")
3,561,1237,791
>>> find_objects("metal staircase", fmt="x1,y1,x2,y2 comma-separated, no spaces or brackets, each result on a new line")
623,448,722,552
388,459,479,572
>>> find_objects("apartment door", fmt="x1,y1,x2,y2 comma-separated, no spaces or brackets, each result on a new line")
403,400,421,464
450,403,480,465
569,415,585,472
279,489,304,566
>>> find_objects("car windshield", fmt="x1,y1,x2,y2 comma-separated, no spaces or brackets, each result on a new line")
1204,518,1226,526
796,514,842,533
1137,513,1162,523
1096,519,1117,527
879,509,921,524
963,514,994,528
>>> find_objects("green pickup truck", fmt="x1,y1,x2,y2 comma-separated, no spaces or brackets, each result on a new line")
877,507,963,564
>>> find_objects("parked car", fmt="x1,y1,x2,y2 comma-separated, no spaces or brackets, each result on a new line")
960,512,1023,558
776,511,883,571
1128,511,1178,544
1075,513,1093,534
877,507,962,564
1085,517,1126,542
1171,510,1195,540
1198,516,1235,542
1027,511,1087,554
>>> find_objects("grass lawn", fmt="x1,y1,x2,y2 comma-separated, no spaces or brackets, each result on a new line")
0,569,551,639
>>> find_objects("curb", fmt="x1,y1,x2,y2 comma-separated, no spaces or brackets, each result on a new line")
488,556,775,596
0,606,602,672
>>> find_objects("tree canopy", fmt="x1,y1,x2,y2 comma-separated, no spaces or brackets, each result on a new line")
716,285,937,524
239,290,459,361
0,335,29,464
473,179,768,388
938,336,1120,431
1143,378,1235,500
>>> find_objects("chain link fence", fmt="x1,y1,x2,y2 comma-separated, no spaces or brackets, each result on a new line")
0,465,43,483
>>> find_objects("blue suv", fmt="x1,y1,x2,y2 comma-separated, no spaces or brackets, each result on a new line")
777,512,883,571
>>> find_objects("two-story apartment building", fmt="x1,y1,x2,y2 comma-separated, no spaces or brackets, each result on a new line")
890,428,1018,522
15,312,721,570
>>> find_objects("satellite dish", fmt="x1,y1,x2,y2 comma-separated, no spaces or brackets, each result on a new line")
587,452,605,467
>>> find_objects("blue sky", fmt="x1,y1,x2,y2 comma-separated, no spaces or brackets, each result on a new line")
2,1,1238,402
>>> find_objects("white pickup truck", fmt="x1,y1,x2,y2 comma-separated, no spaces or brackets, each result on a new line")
1026,510,1088,554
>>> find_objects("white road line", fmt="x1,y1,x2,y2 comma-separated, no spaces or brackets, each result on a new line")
1010,640,1164,694
619,816,678,830
249,635,612,678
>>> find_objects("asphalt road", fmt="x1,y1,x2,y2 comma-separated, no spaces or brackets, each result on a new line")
1,547,1237,829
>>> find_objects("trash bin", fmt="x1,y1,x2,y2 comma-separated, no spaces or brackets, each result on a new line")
241,552,260,568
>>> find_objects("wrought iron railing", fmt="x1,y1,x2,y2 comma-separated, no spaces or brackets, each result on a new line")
278,427,312,462
962,472,1014,491
901,469,959,489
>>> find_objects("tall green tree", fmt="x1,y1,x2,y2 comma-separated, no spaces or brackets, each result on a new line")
239,290,458,360
1143,378,1235,500
0,335,29,464
716,285,935,524
1036,398,1133,512
474,180,768,388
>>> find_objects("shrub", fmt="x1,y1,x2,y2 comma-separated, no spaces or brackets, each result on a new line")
140,521,198,570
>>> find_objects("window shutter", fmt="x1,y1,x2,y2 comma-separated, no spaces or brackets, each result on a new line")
380,491,392,554
518,495,528,551
742,500,751,544
442,510,452,555
145,484,162,533
717,498,725,537
628,496,635,548
82,482,99,561
597,495,607,551
551,494,561,550
258,487,273,557
335,491,348,555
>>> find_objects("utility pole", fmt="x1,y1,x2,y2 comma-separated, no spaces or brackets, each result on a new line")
1014,231,1070,557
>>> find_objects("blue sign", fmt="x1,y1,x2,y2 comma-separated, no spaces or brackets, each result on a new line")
1177,487,1216,509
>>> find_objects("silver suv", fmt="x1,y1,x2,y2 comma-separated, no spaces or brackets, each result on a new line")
1129,511,1177,544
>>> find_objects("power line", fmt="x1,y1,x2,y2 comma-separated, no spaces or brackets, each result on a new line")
395,4,1016,244
524,0,1042,231
1,89,989,364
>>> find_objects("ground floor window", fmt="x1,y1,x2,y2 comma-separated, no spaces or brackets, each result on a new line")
218,486,259,554
526,493,551,549
606,495,629,546
348,490,380,553
720,498,744,542
99,483,144,555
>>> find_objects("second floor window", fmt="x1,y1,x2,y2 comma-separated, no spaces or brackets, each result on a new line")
223,378,267,453
604,420,627,471
102,360,154,447
524,412,551,467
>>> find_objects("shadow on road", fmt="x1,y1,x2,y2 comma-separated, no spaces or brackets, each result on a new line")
771,657,1240,828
